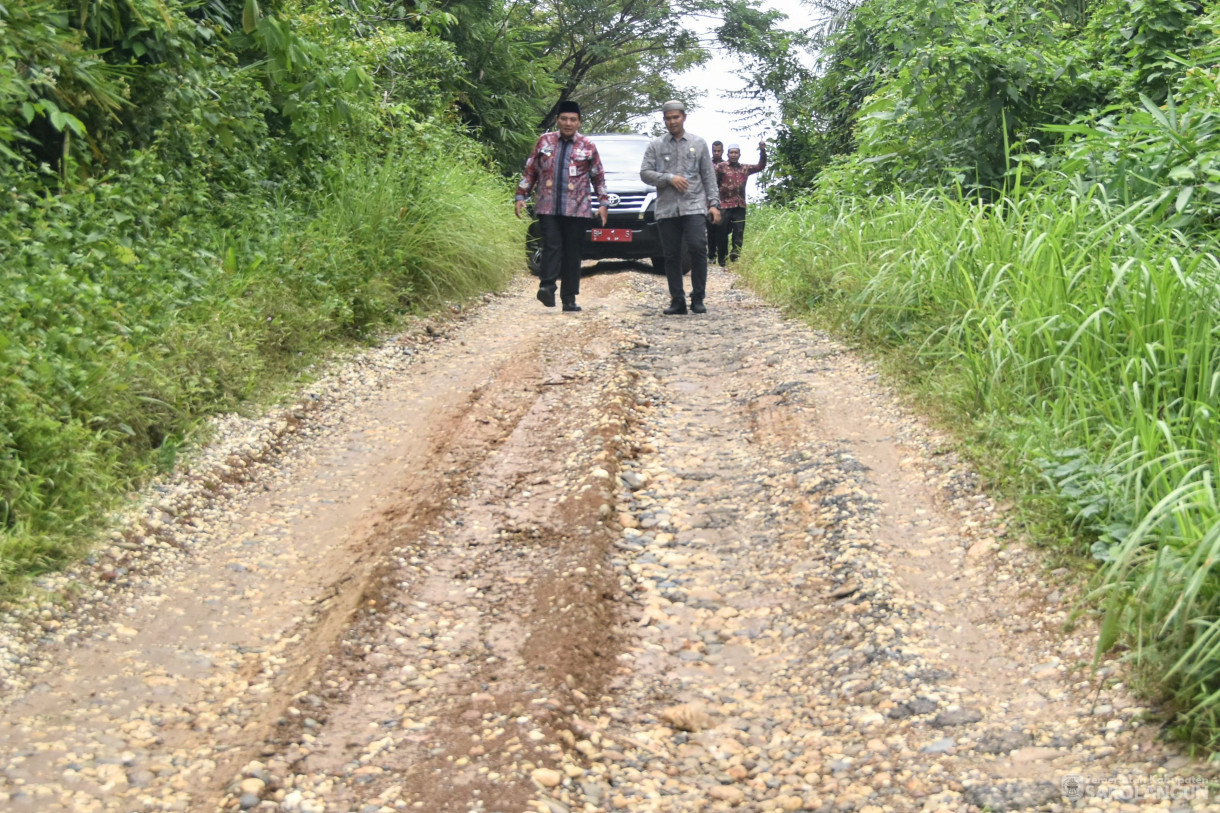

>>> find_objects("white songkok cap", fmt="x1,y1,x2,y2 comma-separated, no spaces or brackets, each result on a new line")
661,100,685,113
727,143,740,151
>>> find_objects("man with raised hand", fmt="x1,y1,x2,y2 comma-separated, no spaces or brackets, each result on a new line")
640,100,721,315
515,101,609,313
715,140,767,264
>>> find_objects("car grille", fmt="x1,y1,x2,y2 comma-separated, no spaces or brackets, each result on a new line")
594,191,654,219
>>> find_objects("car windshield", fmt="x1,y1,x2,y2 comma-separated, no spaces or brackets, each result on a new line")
593,138,649,171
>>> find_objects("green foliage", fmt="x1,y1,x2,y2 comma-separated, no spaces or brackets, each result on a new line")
440,0,557,168
721,0,1213,199
814,0,1104,196
718,0,809,105
0,127,520,585
0,1,126,165
0,0,524,590
533,0,708,132
714,0,816,200
565,37,702,134
292,0,712,170
1082,0,1209,106
1044,33,1220,234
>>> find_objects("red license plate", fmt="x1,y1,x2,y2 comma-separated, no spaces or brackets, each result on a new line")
592,228,632,242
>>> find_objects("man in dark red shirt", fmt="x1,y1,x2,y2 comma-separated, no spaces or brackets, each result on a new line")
715,141,767,264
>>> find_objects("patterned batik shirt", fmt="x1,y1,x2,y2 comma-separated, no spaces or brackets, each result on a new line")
715,148,767,210
516,132,609,218
640,132,720,219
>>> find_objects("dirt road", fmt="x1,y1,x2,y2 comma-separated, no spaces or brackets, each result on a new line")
0,267,1214,812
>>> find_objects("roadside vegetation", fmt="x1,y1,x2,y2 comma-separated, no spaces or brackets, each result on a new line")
725,0,1220,745
0,0,713,593
0,1,524,589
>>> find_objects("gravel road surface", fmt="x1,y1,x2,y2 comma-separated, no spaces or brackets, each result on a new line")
0,266,1215,812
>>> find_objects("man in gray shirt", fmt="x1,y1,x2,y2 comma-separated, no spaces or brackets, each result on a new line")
640,100,722,314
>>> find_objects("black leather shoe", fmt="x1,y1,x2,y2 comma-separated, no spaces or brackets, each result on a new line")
663,302,687,315
691,301,707,314
562,300,582,312
536,288,556,307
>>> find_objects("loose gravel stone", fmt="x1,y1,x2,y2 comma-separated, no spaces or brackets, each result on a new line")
932,708,985,728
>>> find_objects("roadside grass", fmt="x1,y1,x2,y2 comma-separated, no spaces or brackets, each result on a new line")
739,188,1220,745
0,144,520,595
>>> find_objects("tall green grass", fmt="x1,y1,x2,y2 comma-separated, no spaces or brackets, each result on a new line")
0,142,521,590
741,188,1220,742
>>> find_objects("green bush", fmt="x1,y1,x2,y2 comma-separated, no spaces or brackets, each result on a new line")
0,128,521,585
760,0,1213,200
0,0,524,588
1046,45,1220,234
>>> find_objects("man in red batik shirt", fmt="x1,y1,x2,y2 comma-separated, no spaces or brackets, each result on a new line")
714,140,767,265
515,101,609,312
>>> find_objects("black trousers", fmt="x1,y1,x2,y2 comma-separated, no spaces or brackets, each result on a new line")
724,206,747,261
707,218,724,266
658,214,709,305
538,214,585,301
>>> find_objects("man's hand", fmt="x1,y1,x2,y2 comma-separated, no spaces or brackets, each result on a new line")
514,199,525,219
759,139,766,151
598,205,608,226
671,175,690,193
709,206,721,225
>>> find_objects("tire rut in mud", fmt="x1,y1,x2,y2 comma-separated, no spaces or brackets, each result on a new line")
211,323,647,811
201,347,562,805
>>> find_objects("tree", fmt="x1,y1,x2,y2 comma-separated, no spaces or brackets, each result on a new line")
715,0,813,126
331,0,710,164
714,0,886,200
719,0,1214,200
438,0,559,167
533,0,709,132
563,44,701,133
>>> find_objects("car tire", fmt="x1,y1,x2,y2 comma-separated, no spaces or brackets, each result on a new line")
526,220,543,276
651,245,694,275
